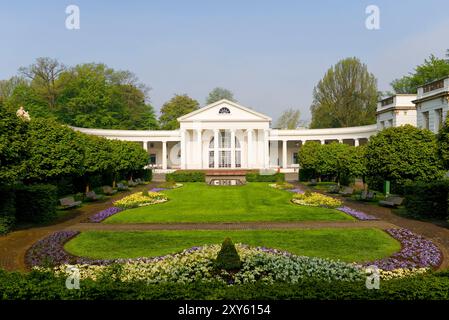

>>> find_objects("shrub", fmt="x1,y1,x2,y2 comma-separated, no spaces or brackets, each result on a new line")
0,187,16,234
292,192,342,208
403,180,449,220
14,184,57,223
214,238,242,271
131,168,152,182
246,172,285,182
166,170,205,182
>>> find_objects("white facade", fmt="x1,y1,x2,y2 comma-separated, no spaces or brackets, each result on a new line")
73,99,377,172
414,77,449,133
376,94,417,130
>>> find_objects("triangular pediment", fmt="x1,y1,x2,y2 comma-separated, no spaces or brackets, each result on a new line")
177,99,271,122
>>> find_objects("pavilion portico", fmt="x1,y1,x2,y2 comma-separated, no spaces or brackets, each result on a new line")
73,100,377,172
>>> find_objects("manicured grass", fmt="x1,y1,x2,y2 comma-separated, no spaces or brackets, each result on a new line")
64,228,400,263
105,183,353,223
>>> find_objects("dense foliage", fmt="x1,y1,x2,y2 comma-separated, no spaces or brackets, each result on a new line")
365,125,444,190
166,170,205,182
310,57,378,128
14,184,58,223
206,87,235,104
1,58,158,130
391,51,449,94
403,180,449,220
159,94,199,130
298,142,365,185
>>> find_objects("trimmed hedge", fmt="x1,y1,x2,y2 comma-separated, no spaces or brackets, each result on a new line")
0,187,16,235
403,180,449,220
166,171,205,182
1,269,449,300
246,172,285,182
14,184,58,223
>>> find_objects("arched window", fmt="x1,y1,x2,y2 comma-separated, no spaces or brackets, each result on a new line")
219,107,230,114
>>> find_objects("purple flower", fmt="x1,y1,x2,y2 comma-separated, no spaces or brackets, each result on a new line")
88,206,123,223
365,228,442,270
337,206,378,221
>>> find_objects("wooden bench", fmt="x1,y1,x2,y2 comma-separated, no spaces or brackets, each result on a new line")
102,186,117,195
117,183,129,191
339,187,354,196
85,191,105,201
59,196,82,209
379,196,404,207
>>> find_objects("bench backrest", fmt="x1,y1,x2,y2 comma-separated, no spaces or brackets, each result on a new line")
60,197,75,206
86,191,96,198
389,197,404,205
117,183,125,188
103,186,112,193
342,187,353,194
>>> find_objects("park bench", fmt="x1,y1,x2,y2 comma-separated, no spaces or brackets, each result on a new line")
128,179,138,187
339,187,354,196
379,196,404,207
59,196,82,209
328,185,340,193
358,190,376,201
102,185,117,195
117,183,129,191
85,191,105,201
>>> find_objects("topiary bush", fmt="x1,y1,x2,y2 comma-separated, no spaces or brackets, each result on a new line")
166,170,205,182
14,184,58,223
403,180,449,220
214,238,242,271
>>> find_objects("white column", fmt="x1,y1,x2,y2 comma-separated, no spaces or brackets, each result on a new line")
282,139,287,169
247,129,253,168
214,129,219,169
180,130,186,169
197,129,202,169
264,129,269,169
354,138,360,147
142,141,148,151
230,129,236,168
320,139,325,145
162,141,167,170
338,139,343,144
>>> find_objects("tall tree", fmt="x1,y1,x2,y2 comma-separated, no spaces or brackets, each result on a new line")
275,108,302,129
0,76,27,104
19,57,67,110
310,57,378,129
391,51,449,94
206,87,235,104
159,94,199,130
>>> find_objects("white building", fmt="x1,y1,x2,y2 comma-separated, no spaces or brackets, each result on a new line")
414,77,449,133
74,99,376,172
376,94,417,130
73,77,449,172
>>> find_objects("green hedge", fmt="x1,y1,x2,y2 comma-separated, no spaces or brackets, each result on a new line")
14,184,58,223
166,171,205,182
0,187,16,235
1,269,449,300
246,172,285,182
403,180,449,220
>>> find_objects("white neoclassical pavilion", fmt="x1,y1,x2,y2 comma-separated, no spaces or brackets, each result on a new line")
73,99,377,172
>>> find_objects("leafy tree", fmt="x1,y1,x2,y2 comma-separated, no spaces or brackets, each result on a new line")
366,125,444,189
298,141,322,179
24,119,85,183
0,77,27,105
159,94,199,129
310,57,378,128
275,108,302,129
391,51,449,94
0,104,30,185
109,139,148,186
437,113,449,169
206,87,236,104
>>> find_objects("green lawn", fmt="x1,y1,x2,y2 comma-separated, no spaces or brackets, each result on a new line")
64,228,400,263
105,183,353,223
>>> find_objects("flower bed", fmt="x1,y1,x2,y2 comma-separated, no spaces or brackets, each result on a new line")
88,207,123,223
366,228,442,271
336,206,378,221
29,228,442,282
113,191,167,209
269,182,294,190
292,192,342,208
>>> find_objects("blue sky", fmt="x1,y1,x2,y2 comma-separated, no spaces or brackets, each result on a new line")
1,0,449,122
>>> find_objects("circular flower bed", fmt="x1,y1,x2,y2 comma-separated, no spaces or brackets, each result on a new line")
113,191,167,209
292,192,342,209
28,228,442,283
